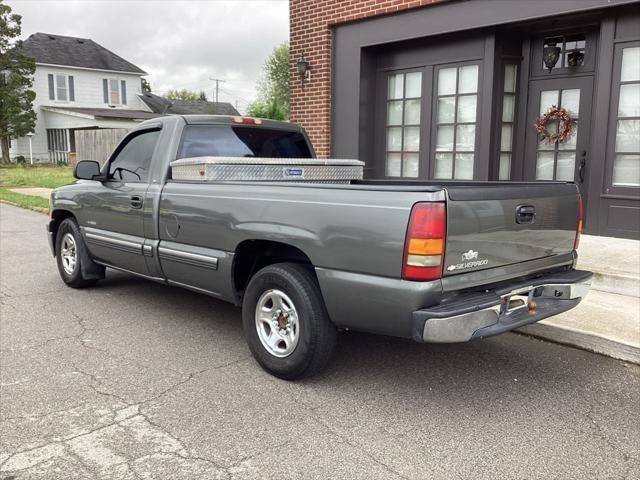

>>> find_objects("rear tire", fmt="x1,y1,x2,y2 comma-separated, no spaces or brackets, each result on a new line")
55,218,100,288
242,262,337,380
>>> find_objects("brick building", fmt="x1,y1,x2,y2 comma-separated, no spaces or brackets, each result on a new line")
289,0,640,238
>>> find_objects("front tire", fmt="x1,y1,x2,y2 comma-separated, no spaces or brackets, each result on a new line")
55,218,100,288
242,263,337,380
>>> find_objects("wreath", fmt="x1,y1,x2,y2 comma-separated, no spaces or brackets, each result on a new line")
534,105,574,145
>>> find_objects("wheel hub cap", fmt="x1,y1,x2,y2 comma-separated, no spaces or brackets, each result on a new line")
60,233,78,276
255,289,299,358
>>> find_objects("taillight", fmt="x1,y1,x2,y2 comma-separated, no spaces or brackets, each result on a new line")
402,202,446,281
231,116,262,125
574,192,583,250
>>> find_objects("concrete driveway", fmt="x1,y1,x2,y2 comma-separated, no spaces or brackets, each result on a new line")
1,203,639,480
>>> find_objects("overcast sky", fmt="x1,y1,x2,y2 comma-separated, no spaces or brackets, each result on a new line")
10,0,289,112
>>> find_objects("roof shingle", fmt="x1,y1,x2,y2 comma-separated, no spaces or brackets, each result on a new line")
20,32,146,74
139,92,240,116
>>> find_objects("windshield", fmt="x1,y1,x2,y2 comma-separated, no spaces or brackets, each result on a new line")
178,125,312,159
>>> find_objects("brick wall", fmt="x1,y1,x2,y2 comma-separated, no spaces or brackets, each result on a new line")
289,0,441,158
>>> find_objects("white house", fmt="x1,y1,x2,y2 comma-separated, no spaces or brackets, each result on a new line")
11,33,160,163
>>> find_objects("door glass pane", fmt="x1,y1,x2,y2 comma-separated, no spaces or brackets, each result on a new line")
386,153,402,177
437,97,456,123
613,154,640,186
387,127,402,151
387,101,403,125
457,95,477,123
454,153,474,179
502,94,515,122
499,153,511,180
536,152,555,180
504,65,517,93
436,126,454,151
615,120,640,152
621,47,640,82
109,131,160,182
556,152,575,181
438,68,457,95
618,84,640,118
540,90,559,114
561,89,580,117
405,72,422,98
558,124,578,150
388,74,404,99
458,65,478,94
455,124,476,151
404,99,421,125
500,125,512,152
403,127,420,152
434,153,453,179
403,153,419,177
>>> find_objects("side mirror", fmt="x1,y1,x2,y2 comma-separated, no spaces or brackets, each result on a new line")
74,160,102,180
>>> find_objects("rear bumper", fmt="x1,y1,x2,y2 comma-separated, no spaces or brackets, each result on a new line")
412,269,592,343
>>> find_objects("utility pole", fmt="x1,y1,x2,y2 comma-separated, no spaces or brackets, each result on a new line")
209,77,225,104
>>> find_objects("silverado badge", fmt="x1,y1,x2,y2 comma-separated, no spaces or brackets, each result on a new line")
447,250,488,271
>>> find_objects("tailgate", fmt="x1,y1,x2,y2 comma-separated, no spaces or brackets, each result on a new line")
443,183,579,277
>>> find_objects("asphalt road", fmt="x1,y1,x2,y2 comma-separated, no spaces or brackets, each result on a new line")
1,203,639,480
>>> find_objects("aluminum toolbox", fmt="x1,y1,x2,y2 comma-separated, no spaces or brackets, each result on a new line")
170,156,364,183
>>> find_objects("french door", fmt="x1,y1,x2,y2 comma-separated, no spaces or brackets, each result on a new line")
524,76,594,206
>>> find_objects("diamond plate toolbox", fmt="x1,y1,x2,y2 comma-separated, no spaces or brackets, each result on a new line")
170,157,364,183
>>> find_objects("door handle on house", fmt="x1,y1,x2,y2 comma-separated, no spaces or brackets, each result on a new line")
130,195,143,209
578,150,587,183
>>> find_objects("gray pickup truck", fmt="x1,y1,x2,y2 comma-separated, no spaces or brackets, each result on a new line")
48,115,592,379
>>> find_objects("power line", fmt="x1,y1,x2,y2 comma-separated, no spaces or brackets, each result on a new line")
209,77,226,104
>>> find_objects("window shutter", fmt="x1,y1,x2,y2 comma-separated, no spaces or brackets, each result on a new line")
48,74,55,100
68,76,75,102
121,80,127,105
103,79,109,103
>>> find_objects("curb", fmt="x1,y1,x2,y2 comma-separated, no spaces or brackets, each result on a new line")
517,321,640,365
0,199,48,214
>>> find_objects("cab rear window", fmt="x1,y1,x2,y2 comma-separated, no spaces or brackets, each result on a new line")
178,125,312,159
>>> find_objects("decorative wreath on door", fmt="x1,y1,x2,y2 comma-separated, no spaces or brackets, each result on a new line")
534,105,574,145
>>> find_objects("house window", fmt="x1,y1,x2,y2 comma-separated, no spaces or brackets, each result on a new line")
434,64,479,180
612,46,640,187
542,34,586,69
385,71,422,177
54,74,68,101
499,65,518,180
109,79,121,105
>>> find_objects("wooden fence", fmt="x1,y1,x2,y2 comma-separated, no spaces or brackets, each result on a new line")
74,128,128,165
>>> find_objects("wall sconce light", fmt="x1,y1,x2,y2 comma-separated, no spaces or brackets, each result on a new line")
543,45,561,72
297,53,310,84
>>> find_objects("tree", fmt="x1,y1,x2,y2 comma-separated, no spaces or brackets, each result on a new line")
247,43,289,120
165,88,207,101
0,1,36,163
141,77,151,93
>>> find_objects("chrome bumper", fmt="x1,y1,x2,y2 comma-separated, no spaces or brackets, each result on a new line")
413,270,592,343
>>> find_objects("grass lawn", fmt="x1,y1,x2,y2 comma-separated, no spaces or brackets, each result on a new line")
0,187,49,212
0,164,74,189
0,164,74,213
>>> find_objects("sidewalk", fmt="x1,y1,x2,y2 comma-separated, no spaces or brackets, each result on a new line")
7,187,53,199
519,234,640,364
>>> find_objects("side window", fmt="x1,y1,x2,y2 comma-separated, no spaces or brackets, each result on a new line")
108,130,160,182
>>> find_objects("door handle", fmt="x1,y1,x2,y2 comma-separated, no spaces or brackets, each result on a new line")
516,204,536,224
578,150,587,184
130,195,143,209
